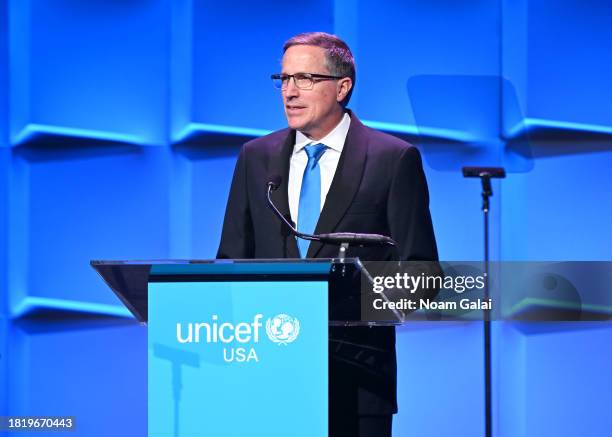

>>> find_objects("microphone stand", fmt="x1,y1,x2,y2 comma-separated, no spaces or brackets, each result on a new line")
337,242,350,260
483,173,493,437
462,166,505,437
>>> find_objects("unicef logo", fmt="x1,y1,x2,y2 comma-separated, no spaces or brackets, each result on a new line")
265,314,300,345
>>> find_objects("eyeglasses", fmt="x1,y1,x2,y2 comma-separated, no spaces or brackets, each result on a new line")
271,73,344,90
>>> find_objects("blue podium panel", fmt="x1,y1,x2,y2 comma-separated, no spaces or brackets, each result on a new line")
149,280,328,437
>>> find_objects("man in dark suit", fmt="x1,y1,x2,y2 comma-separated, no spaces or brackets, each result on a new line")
218,32,437,437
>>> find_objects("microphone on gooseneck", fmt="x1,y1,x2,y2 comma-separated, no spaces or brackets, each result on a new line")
267,175,318,243
266,176,396,248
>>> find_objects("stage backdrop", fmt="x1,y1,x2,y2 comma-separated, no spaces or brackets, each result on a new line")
1,0,611,436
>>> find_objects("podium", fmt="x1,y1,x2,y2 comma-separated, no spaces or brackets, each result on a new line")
92,258,393,437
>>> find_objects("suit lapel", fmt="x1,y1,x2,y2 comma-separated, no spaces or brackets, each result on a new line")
269,130,301,258
307,113,369,258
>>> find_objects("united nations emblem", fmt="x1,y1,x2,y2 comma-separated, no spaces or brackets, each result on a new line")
265,314,300,345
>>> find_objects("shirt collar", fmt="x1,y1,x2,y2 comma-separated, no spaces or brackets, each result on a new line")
293,112,351,154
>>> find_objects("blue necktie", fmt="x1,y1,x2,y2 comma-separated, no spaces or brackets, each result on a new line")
297,143,327,257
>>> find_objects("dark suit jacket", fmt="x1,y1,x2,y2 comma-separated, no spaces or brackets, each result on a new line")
217,111,438,416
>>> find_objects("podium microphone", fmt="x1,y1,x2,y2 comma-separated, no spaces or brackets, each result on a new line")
266,176,396,248
267,176,318,244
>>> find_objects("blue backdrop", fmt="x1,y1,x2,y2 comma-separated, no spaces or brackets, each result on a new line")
1,0,611,436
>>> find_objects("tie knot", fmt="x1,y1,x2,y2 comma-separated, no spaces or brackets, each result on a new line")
304,143,327,163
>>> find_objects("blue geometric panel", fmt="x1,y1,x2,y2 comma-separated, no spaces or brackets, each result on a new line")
495,322,527,437
501,149,612,261
172,0,334,141
0,0,7,148
407,76,534,173
408,76,500,143
428,170,502,260
348,0,500,128
9,0,169,147
8,146,171,316
502,0,612,137
395,323,485,437
0,317,5,414
173,145,241,259
7,318,147,436
0,149,7,316
497,323,612,437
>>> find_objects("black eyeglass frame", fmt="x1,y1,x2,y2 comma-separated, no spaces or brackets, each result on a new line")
270,72,345,90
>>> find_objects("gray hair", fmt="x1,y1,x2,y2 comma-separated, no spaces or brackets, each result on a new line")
283,32,355,107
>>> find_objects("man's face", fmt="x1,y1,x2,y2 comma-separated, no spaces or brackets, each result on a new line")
281,45,347,140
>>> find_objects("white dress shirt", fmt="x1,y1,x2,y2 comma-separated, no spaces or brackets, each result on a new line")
288,112,351,224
